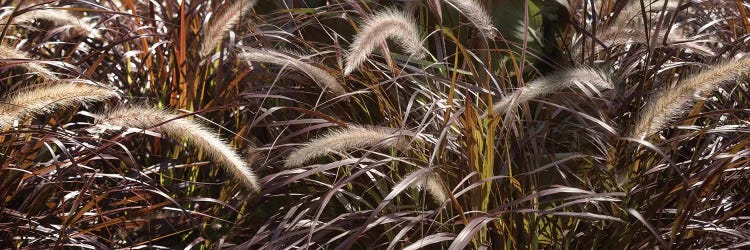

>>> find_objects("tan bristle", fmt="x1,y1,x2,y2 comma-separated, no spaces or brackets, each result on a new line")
284,126,413,168
485,67,613,118
240,48,345,94
2,9,96,38
443,0,496,38
0,44,58,80
631,57,750,138
200,0,258,57
98,106,261,191
0,81,118,128
344,8,424,76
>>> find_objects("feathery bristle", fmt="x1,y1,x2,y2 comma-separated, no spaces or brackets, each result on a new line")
2,9,96,38
240,48,345,94
0,44,58,80
98,106,260,191
631,57,750,138
0,81,118,128
200,0,258,57
405,171,448,203
423,173,447,202
284,126,413,168
443,0,496,38
344,8,424,76
486,67,613,118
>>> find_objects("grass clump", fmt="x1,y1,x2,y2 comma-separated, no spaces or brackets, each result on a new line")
0,0,749,248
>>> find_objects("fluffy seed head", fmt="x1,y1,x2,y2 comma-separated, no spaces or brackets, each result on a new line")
0,44,58,81
443,0,496,38
402,170,448,203
284,126,414,168
240,48,345,94
200,0,258,57
98,106,260,191
631,56,750,138
2,9,96,38
0,81,118,128
487,67,613,118
344,8,424,76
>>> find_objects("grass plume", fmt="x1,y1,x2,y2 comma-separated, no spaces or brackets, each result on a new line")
443,0,496,38
98,106,260,191
1,9,96,38
240,48,345,94
404,170,448,203
486,67,613,118
344,8,424,76
0,81,118,128
631,56,750,138
284,125,413,168
0,44,58,80
3,0,749,247
200,0,258,57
